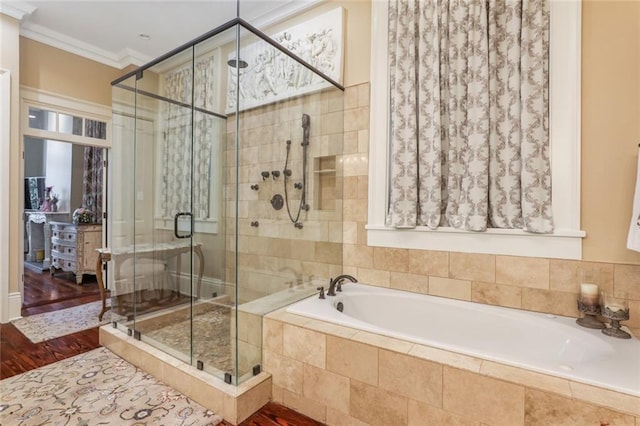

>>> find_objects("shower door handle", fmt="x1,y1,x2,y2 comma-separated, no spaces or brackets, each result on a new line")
174,212,193,239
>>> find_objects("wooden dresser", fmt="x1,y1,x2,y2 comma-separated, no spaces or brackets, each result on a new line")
50,221,102,284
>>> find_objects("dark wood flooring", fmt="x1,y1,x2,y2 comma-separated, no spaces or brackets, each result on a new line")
1,269,323,426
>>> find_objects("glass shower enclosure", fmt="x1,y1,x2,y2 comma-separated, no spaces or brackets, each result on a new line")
109,18,344,386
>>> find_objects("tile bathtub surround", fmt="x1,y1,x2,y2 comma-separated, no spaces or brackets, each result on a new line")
263,310,640,426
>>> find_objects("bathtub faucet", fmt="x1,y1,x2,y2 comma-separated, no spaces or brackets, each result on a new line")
327,274,358,296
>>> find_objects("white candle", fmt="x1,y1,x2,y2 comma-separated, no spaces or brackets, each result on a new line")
580,284,599,305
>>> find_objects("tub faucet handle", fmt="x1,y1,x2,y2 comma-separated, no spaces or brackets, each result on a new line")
317,286,325,299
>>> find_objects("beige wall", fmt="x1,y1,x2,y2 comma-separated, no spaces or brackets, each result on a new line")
20,37,122,106
1,15,22,296
582,0,640,263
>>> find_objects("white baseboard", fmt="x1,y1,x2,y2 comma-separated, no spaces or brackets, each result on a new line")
8,292,22,322
172,273,225,299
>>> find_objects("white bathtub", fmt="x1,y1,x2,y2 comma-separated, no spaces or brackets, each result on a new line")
287,282,640,397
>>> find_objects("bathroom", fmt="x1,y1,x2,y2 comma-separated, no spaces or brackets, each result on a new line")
2,0,639,425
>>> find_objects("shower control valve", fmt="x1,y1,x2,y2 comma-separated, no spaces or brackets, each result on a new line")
294,222,304,229
250,184,259,191
294,182,303,190
271,170,281,179
283,169,292,178
250,221,259,227
261,171,270,180
302,204,310,211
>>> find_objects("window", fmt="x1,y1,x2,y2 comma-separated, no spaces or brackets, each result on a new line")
367,1,584,259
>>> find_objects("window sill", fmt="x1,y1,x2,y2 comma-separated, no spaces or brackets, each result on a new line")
365,224,586,260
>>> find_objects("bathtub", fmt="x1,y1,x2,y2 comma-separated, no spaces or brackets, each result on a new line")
286,282,640,397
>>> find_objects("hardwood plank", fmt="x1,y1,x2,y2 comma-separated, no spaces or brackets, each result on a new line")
23,268,101,309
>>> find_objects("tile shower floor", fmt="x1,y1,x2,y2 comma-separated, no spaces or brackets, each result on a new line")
132,301,235,375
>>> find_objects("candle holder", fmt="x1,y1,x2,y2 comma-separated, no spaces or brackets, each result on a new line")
576,299,605,329
601,306,631,339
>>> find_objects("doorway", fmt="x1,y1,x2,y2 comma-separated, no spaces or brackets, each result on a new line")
22,137,105,315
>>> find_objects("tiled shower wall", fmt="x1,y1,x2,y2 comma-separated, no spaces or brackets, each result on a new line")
224,89,346,304
341,82,640,337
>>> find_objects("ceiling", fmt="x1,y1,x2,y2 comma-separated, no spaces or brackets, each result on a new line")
1,0,318,69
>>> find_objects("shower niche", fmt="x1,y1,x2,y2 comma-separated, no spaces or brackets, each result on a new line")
107,16,345,424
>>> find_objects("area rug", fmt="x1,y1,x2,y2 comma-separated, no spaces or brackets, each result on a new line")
11,301,124,343
0,347,223,425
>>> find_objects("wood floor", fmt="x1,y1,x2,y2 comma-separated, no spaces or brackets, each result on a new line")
1,269,323,426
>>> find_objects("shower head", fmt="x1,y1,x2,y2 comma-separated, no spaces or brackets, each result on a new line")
227,58,248,69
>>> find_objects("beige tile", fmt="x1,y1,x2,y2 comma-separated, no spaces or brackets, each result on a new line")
472,281,522,308
521,288,579,317
263,318,283,355
358,83,370,107
326,407,370,426
356,268,390,287
408,399,479,426
349,379,409,426
343,244,374,269
304,319,359,340
480,361,572,397
525,388,636,425
262,350,303,394
496,255,549,289
429,276,471,301
303,364,351,414
351,330,415,354
379,349,442,407
343,198,367,222
327,336,378,386
390,272,429,294
614,264,640,300
223,392,238,425
569,382,640,417
449,252,495,282
443,367,524,426
271,383,284,403
237,377,271,423
283,324,326,369
409,344,482,373
283,389,327,423
626,300,640,329
550,259,614,295
357,130,369,156
343,221,358,244
344,86,359,110
373,247,410,273
320,111,344,135
191,376,225,414
408,249,449,277
315,241,342,264
344,106,369,132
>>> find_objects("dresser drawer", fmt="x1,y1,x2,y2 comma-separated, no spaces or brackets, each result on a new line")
52,248,76,262
51,230,77,243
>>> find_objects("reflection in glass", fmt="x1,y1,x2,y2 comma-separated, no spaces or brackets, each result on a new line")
28,107,56,132
58,113,83,136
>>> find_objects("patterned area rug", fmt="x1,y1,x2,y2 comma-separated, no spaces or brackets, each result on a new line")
11,301,124,343
0,347,223,425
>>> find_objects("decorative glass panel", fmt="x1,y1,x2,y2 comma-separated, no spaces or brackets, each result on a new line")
28,107,56,132
58,113,83,136
85,119,107,139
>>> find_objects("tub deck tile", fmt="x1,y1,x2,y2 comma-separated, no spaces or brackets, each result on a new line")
569,381,640,417
480,360,572,397
409,343,483,373
351,330,414,354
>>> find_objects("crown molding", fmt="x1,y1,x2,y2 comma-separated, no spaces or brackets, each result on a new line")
0,1,36,21
16,0,321,70
20,22,151,69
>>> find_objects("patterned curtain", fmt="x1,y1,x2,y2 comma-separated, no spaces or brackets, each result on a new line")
387,0,553,233
83,147,103,223
161,56,215,220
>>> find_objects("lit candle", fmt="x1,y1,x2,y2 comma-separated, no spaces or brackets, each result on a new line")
580,284,599,306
